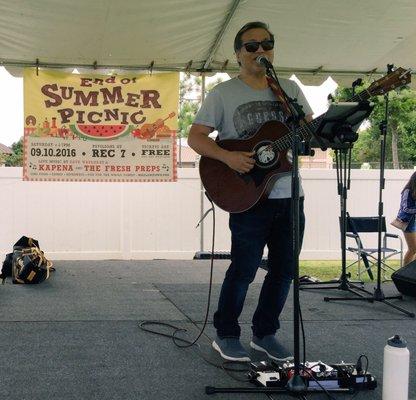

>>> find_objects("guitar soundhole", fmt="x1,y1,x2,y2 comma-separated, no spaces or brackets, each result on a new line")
253,140,279,169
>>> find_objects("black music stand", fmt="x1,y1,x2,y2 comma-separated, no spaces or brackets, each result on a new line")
314,101,373,145
300,102,375,294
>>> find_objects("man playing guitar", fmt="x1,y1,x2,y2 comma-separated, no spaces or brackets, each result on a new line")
188,21,313,362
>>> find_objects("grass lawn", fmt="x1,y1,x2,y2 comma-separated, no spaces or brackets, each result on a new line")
299,260,401,283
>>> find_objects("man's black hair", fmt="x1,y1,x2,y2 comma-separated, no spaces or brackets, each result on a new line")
233,21,274,53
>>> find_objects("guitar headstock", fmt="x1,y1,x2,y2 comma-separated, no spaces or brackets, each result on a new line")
367,67,411,97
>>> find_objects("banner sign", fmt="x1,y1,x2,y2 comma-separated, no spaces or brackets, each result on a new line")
23,68,179,182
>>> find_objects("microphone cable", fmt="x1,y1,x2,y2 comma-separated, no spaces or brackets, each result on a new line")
138,197,251,380
138,197,214,348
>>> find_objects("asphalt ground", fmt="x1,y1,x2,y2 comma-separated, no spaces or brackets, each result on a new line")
1,260,415,400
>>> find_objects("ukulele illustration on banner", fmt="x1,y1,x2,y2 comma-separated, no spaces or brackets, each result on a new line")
132,112,176,139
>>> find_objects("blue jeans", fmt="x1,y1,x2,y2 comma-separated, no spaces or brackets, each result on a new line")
405,215,416,232
213,197,305,338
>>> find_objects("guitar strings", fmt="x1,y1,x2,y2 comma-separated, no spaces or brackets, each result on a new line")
256,116,321,156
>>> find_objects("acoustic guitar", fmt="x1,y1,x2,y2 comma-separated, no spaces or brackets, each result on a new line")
199,68,411,213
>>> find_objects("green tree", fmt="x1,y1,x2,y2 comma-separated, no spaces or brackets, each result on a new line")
177,73,225,138
5,137,24,166
180,74,201,99
178,73,201,138
206,76,224,93
333,84,416,168
178,101,199,138
372,88,416,168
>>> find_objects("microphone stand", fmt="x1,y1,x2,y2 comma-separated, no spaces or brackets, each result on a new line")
268,66,304,393
266,64,305,393
262,61,337,396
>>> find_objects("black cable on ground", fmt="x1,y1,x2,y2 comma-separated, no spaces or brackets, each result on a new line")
299,302,306,367
138,199,251,379
139,199,215,344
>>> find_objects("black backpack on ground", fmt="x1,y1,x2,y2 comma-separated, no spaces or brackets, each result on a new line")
1,236,54,284
0,253,13,283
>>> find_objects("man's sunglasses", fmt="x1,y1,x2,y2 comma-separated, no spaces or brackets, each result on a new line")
242,39,274,53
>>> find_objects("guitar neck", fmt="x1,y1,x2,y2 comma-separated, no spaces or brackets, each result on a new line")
270,67,411,151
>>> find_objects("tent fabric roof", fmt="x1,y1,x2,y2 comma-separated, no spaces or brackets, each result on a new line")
0,0,415,86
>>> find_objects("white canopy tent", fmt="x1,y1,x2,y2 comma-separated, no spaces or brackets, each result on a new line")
0,0,415,86
0,0,414,255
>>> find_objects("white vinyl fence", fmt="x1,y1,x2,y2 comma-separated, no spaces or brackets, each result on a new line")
0,167,411,260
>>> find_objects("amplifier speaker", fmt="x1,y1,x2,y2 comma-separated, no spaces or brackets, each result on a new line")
391,260,416,297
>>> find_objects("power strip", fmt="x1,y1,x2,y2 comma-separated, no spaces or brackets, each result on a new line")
248,360,377,391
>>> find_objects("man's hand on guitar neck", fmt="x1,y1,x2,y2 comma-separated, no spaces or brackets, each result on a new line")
189,123,255,174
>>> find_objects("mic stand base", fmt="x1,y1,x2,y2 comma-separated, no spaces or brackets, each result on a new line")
300,278,364,289
205,385,352,397
304,259,415,317
324,287,415,317
286,374,307,392
302,280,370,300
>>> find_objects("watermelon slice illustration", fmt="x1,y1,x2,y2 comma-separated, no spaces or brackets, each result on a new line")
69,124,134,141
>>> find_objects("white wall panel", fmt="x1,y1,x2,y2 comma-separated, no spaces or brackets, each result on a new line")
0,167,411,260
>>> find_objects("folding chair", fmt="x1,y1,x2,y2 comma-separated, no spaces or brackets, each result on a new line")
344,215,403,281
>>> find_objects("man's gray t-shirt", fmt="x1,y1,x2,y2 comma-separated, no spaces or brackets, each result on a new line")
193,76,313,199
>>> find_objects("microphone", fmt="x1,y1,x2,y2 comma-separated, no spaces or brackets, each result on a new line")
256,55,273,68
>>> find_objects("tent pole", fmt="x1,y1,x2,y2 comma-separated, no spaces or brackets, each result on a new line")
199,73,206,252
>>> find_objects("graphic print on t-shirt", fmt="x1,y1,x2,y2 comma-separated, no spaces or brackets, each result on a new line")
233,100,286,139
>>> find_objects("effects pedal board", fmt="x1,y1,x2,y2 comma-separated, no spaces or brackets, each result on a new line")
248,360,377,391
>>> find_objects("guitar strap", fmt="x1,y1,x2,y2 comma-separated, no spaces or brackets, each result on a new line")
266,76,293,120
